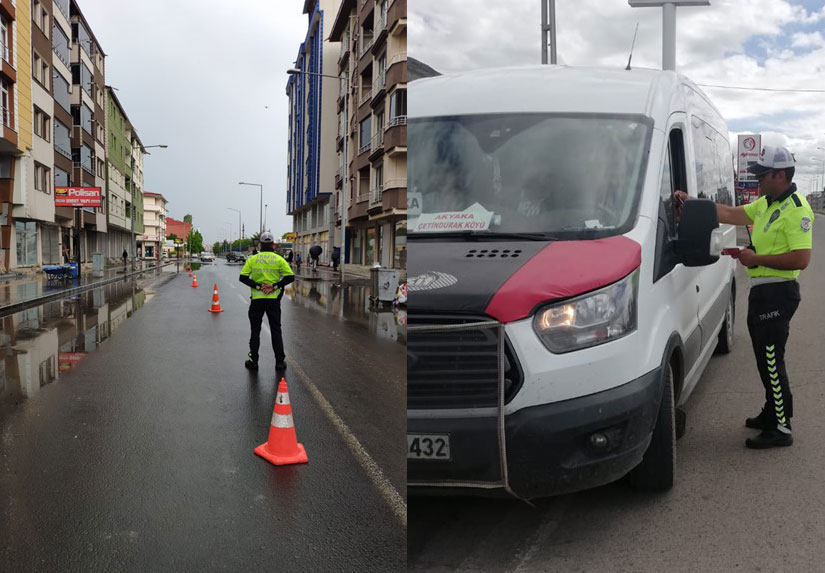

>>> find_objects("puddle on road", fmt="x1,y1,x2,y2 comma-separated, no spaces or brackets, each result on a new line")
0,280,145,406
287,279,406,345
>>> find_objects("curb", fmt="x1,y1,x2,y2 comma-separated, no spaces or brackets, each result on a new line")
0,262,177,319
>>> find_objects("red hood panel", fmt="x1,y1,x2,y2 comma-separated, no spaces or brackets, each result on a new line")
485,236,641,323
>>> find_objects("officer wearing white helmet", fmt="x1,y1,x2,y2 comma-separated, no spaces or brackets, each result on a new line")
239,231,295,372
676,145,813,448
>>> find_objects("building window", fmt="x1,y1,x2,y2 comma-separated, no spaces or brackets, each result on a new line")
34,107,51,141
0,18,9,63
34,162,51,194
0,81,9,128
52,21,70,66
359,116,372,153
388,89,407,125
394,220,406,269
53,71,71,112
16,221,38,266
54,166,69,187
54,119,71,158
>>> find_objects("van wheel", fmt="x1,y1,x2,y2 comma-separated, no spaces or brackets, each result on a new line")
629,361,675,492
715,289,735,355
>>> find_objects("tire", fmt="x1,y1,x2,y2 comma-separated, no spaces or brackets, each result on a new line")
715,287,735,355
629,361,675,492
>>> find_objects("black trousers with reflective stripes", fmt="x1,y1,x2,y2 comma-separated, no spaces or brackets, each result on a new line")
746,281,801,430
248,297,286,364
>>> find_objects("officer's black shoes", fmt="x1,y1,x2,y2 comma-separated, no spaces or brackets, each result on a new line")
245,353,259,371
745,429,793,449
745,409,773,430
275,361,287,372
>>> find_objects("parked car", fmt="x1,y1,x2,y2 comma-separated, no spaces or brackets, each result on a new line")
200,252,214,263
407,65,737,499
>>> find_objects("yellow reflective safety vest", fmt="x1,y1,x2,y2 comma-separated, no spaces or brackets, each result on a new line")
240,251,294,300
742,184,814,280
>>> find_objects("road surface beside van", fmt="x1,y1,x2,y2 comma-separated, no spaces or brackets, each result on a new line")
409,228,825,572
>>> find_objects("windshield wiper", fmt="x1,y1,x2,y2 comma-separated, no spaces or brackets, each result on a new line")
408,230,554,241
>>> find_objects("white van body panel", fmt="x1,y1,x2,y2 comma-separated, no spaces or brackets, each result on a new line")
410,66,736,413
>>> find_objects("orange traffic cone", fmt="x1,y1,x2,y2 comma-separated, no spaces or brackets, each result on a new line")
191,274,199,287
208,284,223,313
188,269,193,277
255,379,308,466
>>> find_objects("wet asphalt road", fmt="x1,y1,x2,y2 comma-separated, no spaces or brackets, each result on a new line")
0,261,405,571
409,228,825,572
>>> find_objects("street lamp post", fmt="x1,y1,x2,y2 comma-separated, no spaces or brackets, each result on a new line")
239,182,263,237
227,207,241,248
264,204,268,232
287,68,348,284
130,144,168,268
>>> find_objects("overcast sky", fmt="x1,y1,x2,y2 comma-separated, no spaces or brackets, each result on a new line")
78,0,308,246
410,0,825,194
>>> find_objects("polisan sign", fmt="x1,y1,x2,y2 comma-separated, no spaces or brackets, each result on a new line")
55,186,102,207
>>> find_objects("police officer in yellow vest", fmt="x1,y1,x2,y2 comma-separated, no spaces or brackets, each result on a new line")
677,145,813,448
239,232,295,372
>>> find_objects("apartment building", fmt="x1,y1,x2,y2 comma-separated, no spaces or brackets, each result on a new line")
140,191,166,260
285,0,341,265
68,0,105,258
330,0,406,270
105,86,134,259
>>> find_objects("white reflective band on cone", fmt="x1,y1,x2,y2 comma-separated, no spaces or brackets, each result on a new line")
271,412,294,429
276,392,291,406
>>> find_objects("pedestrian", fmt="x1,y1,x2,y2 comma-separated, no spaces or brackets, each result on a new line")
331,248,340,272
295,252,302,272
122,249,128,267
239,231,295,372
286,249,294,264
309,245,322,271
675,145,813,449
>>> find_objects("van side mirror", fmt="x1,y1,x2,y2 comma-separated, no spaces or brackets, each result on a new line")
674,199,720,267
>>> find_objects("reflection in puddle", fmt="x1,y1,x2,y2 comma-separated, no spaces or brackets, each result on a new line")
287,280,406,344
0,280,145,405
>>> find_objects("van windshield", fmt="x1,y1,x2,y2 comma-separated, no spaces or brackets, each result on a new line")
408,114,652,239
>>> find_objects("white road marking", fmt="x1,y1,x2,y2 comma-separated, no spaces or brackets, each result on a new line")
262,324,406,527
511,496,572,572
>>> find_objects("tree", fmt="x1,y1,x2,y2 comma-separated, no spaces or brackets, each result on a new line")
168,233,179,242
183,214,193,224
186,229,204,254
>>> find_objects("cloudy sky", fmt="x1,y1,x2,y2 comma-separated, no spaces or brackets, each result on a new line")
77,0,309,246
410,0,825,194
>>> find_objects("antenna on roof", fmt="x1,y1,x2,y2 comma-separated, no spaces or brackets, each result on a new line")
626,22,640,70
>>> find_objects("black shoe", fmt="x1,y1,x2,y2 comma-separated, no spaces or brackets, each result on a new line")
275,361,287,372
745,409,772,430
245,353,258,370
745,429,793,449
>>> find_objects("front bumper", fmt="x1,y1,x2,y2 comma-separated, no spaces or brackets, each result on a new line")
408,365,663,499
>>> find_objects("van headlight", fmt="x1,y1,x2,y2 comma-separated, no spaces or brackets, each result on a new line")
532,269,638,353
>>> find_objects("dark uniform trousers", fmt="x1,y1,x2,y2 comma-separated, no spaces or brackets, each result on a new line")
248,298,286,364
746,281,801,429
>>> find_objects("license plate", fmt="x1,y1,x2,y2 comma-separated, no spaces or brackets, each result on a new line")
407,434,451,460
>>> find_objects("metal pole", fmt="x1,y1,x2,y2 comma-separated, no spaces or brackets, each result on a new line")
259,186,263,236
549,0,557,64
340,77,348,284
130,162,135,268
662,2,676,71
541,0,548,64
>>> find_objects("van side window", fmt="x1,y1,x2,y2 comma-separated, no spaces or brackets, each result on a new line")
690,116,733,205
659,143,676,234
660,128,687,237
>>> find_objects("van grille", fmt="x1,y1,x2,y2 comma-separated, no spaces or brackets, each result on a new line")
407,315,523,410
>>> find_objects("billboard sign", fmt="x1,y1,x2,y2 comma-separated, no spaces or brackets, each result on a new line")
55,187,102,208
737,134,761,183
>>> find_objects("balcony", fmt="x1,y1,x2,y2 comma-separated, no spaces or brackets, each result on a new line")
357,191,370,203
0,106,8,128
358,140,371,155
359,35,374,58
369,130,384,161
370,185,383,206
386,115,407,128
360,86,372,106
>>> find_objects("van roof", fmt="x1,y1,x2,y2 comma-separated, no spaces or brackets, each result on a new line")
410,65,720,121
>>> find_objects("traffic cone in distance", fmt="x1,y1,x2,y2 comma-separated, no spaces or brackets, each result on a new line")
208,284,224,313
192,274,199,288
189,269,193,277
255,379,308,466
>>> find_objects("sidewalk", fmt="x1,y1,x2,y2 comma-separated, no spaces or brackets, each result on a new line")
292,263,406,285
0,261,173,317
